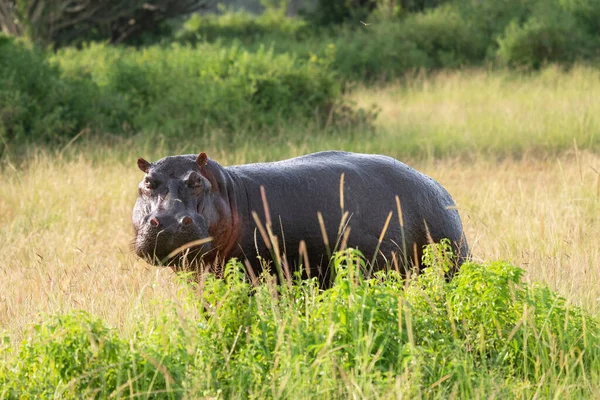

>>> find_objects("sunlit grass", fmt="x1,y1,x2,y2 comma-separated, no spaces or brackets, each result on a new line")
0,66,599,397
349,66,600,158
1,148,598,333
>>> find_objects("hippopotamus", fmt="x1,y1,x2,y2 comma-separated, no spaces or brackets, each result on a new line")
132,151,469,284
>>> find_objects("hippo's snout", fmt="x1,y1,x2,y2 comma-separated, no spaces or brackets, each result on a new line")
147,212,196,234
135,211,210,266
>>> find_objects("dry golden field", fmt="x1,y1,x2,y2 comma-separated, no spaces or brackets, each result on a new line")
1,68,599,344
1,147,598,342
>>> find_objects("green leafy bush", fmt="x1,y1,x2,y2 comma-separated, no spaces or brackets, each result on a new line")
496,3,591,68
397,0,451,12
454,0,536,48
1,243,598,397
176,9,308,45
1,312,136,398
170,1,600,83
305,0,378,26
332,6,484,81
560,0,600,36
53,41,362,135
0,36,373,149
0,37,126,149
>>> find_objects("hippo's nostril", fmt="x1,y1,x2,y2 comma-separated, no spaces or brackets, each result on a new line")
150,217,160,227
182,216,193,226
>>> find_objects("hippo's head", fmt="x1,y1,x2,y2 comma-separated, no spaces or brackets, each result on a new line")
132,152,234,268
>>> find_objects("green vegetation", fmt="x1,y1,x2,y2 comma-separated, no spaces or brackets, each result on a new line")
175,9,309,45
1,243,598,398
178,0,600,80
3,0,600,150
0,37,120,147
0,35,373,151
348,67,600,158
1,1,599,397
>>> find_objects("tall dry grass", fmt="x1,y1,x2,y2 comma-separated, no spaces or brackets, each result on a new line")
0,66,598,343
349,66,600,157
0,150,598,341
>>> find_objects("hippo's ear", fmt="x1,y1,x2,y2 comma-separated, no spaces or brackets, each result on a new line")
196,152,208,168
137,158,151,173
196,152,221,192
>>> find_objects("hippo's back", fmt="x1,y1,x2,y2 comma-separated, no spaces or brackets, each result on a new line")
227,151,468,274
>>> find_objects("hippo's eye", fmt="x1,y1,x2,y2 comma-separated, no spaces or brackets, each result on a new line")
185,173,203,189
144,177,157,190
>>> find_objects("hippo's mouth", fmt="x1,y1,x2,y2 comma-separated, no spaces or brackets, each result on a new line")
135,235,214,268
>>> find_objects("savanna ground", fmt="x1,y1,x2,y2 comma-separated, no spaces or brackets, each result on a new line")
1,67,599,398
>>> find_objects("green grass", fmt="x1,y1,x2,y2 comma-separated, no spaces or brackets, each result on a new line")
0,67,599,398
2,246,599,398
349,66,600,158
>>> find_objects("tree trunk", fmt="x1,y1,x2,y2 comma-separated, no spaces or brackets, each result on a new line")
0,0,21,35
0,0,216,46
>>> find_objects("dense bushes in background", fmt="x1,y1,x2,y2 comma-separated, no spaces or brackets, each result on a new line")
0,37,126,147
175,9,309,45
305,0,378,26
330,0,600,79
54,42,342,132
2,0,600,147
332,5,486,81
175,0,600,81
1,244,599,397
0,35,373,148
494,0,600,67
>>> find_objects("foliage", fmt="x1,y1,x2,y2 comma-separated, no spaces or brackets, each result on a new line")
175,8,308,45
3,0,600,149
0,0,214,47
397,0,450,12
305,0,379,26
1,243,599,397
0,36,125,150
172,0,600,83
327,0,600,79
496,1,597,67
560,0,600,36
331,6,485,81
0,36,374,149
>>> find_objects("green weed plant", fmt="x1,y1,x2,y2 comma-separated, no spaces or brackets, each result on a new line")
1,241,598,398
0,36,373,151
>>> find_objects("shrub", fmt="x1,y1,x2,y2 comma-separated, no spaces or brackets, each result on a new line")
328,0,600,79
401,5,487,67
0,311,192,398
455,0,535,40
0,311,130,397
53,42,353,135
306,0,378,26
455,0,600,66
175,9,308,45
560,0,600,35
0,37,373,149
332,6,484,81
397,0,450,12
496,3,590,68
0,36,126,150
1,244,599,397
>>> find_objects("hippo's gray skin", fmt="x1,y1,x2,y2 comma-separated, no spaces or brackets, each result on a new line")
132,151,469,283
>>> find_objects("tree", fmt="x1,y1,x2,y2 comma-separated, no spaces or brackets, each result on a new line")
308,0,378,26
0,1,21,35
0,0,215,46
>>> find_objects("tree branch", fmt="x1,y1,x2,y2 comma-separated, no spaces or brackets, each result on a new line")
3,0,217,45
